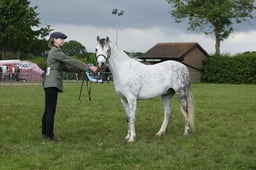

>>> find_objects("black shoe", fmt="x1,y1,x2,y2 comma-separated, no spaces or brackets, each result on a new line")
42,135,59,143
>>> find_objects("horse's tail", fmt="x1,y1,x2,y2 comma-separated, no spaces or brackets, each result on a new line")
187,89,194,129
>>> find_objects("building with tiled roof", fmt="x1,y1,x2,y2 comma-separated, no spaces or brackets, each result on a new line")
139,42,209,82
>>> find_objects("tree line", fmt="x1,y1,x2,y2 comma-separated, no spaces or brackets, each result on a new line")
0,0,93,61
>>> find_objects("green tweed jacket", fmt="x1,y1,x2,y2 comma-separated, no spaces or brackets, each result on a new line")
43,46,90,92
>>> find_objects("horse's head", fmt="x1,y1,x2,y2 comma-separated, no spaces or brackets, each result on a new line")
95,36,111,69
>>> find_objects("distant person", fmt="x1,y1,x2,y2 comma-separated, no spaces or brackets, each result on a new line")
8,65,13,80
14,65,20,81
0,65,2,81
42,31,98,143
75,72,80,84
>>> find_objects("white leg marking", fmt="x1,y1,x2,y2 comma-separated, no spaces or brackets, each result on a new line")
127,98,137,142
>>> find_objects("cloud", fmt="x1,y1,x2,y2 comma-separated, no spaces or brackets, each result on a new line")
222,31,256,54
51,23,215,53
30,0,256,54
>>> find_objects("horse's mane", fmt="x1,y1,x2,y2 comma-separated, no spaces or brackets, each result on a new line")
99,38,108,49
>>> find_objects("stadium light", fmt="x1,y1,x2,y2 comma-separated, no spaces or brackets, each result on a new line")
112,9,124,46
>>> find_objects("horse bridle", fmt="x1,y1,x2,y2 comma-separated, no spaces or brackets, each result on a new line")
79,45,111,102
95,48,111,84
96,47,111,65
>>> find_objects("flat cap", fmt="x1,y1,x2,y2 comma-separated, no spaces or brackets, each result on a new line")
50,32,67,39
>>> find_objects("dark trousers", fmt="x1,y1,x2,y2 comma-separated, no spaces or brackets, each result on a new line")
42,87,58,138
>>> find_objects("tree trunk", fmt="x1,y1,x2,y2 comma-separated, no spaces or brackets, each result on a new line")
215,35,220,55
214,26,221,55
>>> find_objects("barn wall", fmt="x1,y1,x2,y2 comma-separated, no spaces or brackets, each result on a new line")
183,48,207,82
187,67,201,83
183,48,207,70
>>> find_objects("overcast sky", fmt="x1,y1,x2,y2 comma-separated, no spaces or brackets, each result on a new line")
30,0,256,54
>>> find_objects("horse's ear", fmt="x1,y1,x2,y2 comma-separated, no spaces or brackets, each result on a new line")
106,36,109,42
97,36,100,42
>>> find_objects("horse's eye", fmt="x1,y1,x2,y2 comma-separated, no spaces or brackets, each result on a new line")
95,48,98,52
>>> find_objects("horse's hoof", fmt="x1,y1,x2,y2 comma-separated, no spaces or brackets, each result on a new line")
156,131,165,136
184,128,191,136
184,131,189,136
125,134,130,140
127,138,135,143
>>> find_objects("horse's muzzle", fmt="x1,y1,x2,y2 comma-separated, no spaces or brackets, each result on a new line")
97,62,105,69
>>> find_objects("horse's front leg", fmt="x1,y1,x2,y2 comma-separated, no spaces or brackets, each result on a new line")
127,98,137,142
120,97,131,140
120,96,137,142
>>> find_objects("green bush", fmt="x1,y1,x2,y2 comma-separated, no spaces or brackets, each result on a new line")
202,52,256,84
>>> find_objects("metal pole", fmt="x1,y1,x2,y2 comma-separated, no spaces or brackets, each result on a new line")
112,9,124,46
116,14,118,46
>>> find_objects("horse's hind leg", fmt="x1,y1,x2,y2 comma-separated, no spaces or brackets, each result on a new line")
177,88,194,135
156,93,173,136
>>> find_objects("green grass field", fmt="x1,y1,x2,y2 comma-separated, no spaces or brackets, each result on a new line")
0,82,255,170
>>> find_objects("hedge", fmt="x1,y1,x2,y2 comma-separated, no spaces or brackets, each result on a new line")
202,53,256,84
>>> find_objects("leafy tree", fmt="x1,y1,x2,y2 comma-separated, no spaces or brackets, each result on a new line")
84,52,97,65
0,0,51,59
62,40,88,58
167,0,256,55
61,40,96,64
30,38,49,57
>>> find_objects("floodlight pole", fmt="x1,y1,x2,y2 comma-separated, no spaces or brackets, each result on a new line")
112,9,124,46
